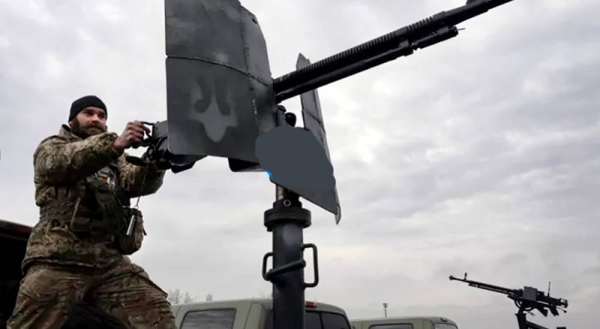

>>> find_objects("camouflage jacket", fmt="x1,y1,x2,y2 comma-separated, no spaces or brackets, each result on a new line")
22,124,165,271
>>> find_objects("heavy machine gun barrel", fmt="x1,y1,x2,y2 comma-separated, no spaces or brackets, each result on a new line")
272,0,515,102
449,273,522,297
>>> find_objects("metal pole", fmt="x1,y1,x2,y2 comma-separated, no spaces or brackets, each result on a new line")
263,186,313,329
275,187,304,329
383,303,388,318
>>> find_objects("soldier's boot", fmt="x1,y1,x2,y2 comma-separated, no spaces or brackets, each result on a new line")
7,264,91,329
90,260,177,329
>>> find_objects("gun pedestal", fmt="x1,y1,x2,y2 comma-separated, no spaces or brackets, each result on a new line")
262,186,319,329
516,312,549,329
158,1,522,328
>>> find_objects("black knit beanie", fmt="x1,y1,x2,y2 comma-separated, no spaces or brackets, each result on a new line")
69,95,107,121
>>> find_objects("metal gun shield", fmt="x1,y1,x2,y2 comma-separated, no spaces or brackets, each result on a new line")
164,0,277,164
253,53,341,223
296,54,341,223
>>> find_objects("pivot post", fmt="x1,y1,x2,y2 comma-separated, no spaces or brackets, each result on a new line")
262,186,319,329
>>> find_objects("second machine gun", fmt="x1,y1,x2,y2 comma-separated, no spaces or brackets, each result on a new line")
449,273,569,329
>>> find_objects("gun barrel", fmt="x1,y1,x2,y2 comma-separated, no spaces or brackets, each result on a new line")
272,0,515,102
449,274,520,296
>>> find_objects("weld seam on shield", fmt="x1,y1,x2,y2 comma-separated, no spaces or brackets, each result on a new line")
240,8,251,83
167,55,270,86
305,111,321,122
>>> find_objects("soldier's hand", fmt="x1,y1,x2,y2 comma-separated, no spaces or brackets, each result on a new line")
114,121,150,151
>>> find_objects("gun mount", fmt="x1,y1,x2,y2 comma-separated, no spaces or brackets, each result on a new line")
126,0,521,328
126,120,204,174
449,273,569,329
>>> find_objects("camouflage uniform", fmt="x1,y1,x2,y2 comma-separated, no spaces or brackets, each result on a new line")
7,124,177,329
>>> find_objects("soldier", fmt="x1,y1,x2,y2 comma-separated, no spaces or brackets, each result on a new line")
7,95,178,328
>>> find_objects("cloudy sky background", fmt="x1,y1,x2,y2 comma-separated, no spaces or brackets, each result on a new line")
1,0,598,328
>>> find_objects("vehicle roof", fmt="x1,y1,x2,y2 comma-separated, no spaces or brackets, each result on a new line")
350,316,457,325
0,218,32,240
171,298,347,316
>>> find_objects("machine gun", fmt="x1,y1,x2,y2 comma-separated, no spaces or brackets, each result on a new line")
449,273,569,329
127,1,521,328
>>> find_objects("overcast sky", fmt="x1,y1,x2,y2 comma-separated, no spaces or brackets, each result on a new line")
1,0,598,328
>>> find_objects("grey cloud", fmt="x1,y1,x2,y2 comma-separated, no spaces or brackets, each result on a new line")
329,39,600,225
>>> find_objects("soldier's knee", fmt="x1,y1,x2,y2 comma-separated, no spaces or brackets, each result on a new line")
17,266,62,305
112,299,176,328
20,265,87,302
139,305,177,329
152,309,178,329
9,264,88,324
94,269,176,327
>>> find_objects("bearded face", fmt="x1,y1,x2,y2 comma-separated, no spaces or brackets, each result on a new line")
69,106,108,139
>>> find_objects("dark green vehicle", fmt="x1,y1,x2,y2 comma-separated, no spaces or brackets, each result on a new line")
172,298,353,329
350,316,459,329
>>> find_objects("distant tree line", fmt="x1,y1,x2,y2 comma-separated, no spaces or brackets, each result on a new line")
168,289,291,305
167,288,214,305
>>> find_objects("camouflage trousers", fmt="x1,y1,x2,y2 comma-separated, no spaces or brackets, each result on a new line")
7,256,177,329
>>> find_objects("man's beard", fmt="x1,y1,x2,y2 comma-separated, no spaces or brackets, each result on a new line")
71,120,106,139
